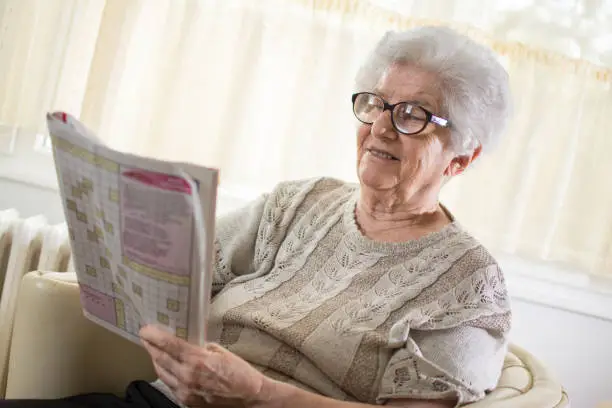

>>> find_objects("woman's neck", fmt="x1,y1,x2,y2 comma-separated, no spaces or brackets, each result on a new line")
355,187,451,242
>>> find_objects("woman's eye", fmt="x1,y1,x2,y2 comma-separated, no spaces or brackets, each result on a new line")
365,100,380,111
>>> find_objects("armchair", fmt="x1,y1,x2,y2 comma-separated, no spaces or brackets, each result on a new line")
4,272,569,407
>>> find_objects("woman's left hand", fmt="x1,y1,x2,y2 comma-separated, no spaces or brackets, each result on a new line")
140,325,270,408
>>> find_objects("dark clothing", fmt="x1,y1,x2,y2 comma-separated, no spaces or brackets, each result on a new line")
0,382,177,408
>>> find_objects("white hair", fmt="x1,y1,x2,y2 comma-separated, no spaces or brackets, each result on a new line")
355,26,512,155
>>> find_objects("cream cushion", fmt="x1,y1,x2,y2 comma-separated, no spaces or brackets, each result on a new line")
5,271,569,407
5,271,156,398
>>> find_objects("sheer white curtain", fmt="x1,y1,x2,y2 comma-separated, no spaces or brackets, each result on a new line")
2,0,612,276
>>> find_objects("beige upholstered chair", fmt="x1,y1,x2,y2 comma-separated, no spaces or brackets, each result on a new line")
4,271,569,407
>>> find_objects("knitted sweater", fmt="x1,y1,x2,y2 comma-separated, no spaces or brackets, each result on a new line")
157,177,512,406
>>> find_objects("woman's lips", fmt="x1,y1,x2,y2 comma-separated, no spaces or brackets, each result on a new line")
367,148,399,161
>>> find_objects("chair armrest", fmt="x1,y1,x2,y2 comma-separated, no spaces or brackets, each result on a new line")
5,271,156,399
467,344,568,407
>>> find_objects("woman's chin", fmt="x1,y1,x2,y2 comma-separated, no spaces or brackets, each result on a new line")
358,167,398,191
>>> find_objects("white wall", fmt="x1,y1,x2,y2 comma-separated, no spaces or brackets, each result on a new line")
1,178,612,407
0,178,65,223
511,299,612,407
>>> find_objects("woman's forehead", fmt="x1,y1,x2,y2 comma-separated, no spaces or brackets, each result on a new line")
375,64,441,111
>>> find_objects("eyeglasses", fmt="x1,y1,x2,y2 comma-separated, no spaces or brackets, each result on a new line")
351,92,450,136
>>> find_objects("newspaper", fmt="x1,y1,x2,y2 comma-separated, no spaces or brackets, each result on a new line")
46,112,218,346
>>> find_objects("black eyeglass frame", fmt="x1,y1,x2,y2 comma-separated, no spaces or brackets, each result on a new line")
351,92,450,136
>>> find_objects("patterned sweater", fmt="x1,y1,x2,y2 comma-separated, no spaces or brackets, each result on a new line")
157,177,512,406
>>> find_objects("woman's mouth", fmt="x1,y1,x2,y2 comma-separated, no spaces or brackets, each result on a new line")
367,148,399,161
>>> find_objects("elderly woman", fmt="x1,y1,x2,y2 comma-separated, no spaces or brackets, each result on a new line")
3,25,511,408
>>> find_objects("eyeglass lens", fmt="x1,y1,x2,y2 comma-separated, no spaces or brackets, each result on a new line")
353,93,428,134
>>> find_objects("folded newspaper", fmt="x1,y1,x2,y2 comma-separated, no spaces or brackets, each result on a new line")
46,112,218,346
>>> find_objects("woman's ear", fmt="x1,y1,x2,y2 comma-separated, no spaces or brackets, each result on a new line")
445,144,482,176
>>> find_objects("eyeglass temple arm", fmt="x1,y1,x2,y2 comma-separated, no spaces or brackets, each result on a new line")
431,114,450,128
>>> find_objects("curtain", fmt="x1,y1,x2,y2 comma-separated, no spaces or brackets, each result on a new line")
1,0,612,277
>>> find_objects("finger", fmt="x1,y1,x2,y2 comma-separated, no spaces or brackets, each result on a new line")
143,339,185,378
143,340,185,396
144,340,210,407
154,360,181,391
143,337,215,391
140,325,192,362
141,338,159,362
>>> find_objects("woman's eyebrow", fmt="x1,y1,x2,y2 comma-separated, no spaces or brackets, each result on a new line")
402,97,437,112
410,100,436,111
408,91,437,110
372,88,437,110
371,87,386,98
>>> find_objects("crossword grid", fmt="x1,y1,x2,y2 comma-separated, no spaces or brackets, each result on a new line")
59,147,119,327
56,145,191,339
60,148,110,294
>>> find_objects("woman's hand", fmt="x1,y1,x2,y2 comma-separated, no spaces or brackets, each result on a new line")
140,325,270,408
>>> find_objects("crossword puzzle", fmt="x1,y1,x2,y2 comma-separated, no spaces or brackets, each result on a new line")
53,136,191,341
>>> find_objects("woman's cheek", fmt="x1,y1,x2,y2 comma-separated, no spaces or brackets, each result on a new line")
356,125,369,146
401,141,436,178
356,125,370,160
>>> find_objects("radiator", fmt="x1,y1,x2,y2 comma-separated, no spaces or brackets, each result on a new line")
0,209,73,396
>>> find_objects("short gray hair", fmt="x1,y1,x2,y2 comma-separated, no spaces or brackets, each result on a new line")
355,26,512,155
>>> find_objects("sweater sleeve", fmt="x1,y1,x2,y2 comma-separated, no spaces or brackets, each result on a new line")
377,255,511,406
212,194,268,295
377,323,508,406
211,177,334,296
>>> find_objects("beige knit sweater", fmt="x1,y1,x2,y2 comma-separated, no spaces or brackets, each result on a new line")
157,177,512,406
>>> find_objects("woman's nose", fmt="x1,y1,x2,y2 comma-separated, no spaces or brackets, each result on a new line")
370,110,398,140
